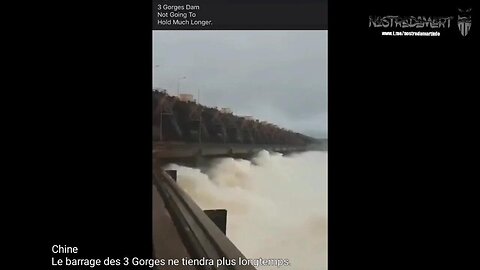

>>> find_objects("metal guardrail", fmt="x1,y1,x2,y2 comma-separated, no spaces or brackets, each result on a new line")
152,168,257,270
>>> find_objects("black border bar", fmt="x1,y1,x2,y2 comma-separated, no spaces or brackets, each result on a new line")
152,0,327,30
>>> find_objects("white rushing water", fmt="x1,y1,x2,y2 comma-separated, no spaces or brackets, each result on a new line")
165,150,327,270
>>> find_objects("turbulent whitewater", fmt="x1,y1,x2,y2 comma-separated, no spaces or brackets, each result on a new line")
165,150,327,270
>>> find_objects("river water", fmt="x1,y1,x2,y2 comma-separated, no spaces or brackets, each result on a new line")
165,150,327,270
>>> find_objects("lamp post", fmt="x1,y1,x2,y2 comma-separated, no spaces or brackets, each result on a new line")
177,76,187,96
153,65,159,90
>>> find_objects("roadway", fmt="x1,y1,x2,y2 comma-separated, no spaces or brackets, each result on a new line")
153,167,257,270
152,142,308,159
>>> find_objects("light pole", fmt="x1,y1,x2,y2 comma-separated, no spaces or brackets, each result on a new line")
153,65,159,90
177,76,186,96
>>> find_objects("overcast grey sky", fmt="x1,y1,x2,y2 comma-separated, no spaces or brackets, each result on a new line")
153,30,327,139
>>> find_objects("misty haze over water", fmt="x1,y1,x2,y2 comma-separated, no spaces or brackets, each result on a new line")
165,150,327,270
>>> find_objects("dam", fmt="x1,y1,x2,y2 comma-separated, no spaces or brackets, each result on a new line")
152,89,327,270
